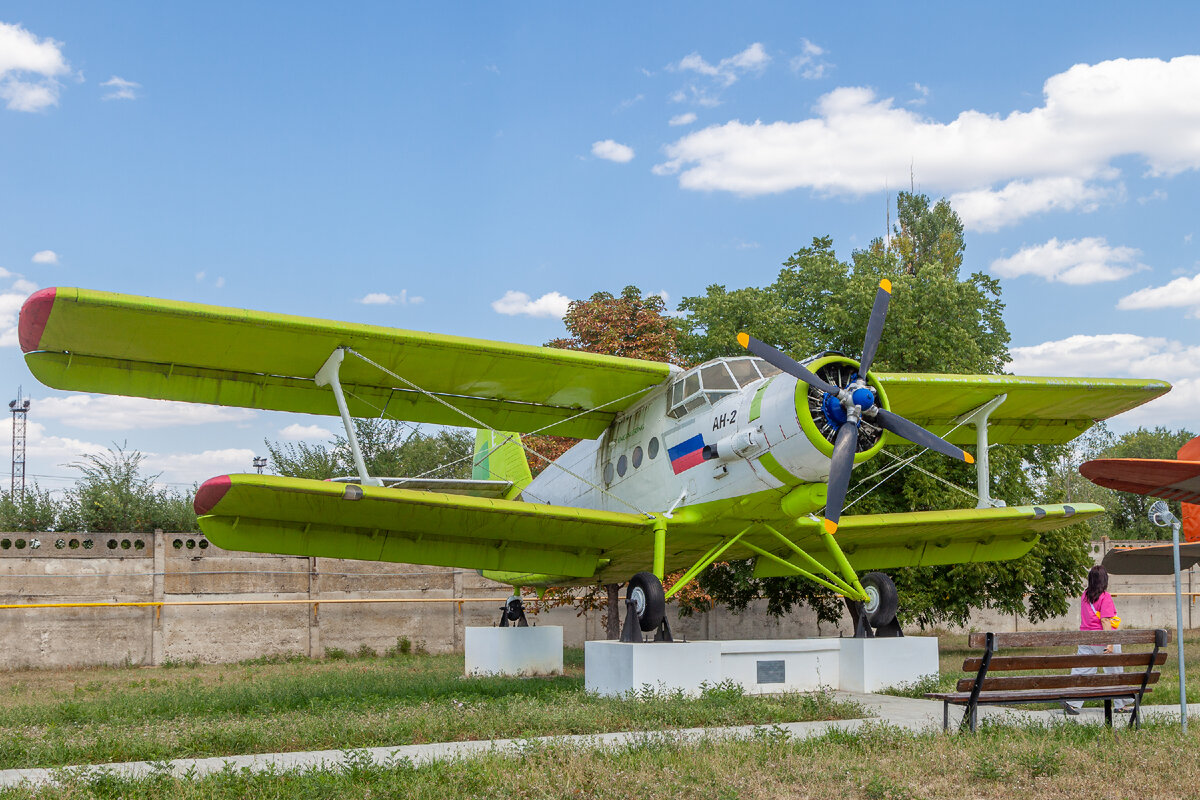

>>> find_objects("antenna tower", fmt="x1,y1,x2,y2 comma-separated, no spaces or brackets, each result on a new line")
9,388,30,500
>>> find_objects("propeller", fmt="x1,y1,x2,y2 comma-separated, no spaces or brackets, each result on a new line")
739,278,973,534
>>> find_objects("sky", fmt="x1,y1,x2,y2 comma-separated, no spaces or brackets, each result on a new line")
3,2,1200,494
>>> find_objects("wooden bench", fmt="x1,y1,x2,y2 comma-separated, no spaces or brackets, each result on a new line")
927,629,1169,732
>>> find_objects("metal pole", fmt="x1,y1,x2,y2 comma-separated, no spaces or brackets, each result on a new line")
1173,519,1188,732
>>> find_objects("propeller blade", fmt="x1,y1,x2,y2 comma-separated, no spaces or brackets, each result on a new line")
872,408,975,464
822,420,860,533
858,279,891,376
738,333,842,396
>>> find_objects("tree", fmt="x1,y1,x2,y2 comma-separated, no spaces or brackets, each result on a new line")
57,444,197,532
674,193,1094,629
266,421,473,481
0,484,60,532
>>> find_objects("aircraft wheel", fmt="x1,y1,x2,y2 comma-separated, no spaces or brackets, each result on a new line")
861,572,898,628
504,596,525,622
627,572,666,632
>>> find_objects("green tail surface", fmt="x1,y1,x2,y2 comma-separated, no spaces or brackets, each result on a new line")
472,430,532,500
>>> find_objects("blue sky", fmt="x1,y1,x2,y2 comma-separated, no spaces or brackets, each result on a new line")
3,2,1200,492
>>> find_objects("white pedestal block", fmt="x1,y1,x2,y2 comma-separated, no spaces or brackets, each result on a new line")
717,639,841,694
585,641,722,697
464,626,563,677
838,636,939,693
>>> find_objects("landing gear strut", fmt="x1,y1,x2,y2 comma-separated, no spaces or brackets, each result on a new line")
619,572,673,643
846,572,901,638
498,595,529,627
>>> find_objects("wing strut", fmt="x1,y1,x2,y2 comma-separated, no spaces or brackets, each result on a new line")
954,393,1007,509
315,348,382,487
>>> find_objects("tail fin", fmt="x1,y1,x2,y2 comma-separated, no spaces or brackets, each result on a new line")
473,430,532,500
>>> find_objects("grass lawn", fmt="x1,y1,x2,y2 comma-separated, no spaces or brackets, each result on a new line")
885,629,1200,707
1,718,1196,799
0,647,861,771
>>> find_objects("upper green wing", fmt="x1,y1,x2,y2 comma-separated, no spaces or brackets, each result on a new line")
20,287,673,438
876,373,1170,445
751,503,1102,576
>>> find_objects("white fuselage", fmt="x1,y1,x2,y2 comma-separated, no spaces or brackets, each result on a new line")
524,356,850,516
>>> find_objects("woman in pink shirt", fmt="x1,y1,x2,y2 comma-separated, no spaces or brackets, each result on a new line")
1065,565,1129,714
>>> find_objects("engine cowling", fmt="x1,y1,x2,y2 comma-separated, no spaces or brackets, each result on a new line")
793,354,891,466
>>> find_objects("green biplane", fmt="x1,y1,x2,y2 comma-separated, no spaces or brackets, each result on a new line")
18,284,1170,639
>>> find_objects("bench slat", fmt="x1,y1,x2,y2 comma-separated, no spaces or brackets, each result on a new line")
961,652,1167,671
955,671,1159,693
928,685,1153,704
967,629,1168,648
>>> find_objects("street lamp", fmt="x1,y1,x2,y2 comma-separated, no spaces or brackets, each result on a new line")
252,456,268,474
1149,499,1189,732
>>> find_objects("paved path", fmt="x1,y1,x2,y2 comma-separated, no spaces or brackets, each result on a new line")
1,695,1194,789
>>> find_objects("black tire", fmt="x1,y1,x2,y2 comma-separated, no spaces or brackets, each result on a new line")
861,572,898,628
627,572,666,632
504,596,524,622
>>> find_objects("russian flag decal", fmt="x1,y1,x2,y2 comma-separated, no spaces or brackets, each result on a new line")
668,434,706,475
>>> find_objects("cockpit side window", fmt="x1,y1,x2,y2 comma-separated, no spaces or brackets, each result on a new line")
727,358,762,387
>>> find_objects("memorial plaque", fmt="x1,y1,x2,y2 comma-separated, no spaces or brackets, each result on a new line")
756,659,785,684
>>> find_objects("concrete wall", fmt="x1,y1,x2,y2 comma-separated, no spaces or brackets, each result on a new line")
0,532,1192,668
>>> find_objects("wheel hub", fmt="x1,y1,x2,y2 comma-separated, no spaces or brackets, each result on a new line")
629,586,646,616
863,584,881,615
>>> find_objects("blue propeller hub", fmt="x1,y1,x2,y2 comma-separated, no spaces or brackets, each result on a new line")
851,385,876,411
821,393,848,428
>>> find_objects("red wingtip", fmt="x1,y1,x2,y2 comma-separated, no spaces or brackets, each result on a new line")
193,475,232,515
18,287,57,353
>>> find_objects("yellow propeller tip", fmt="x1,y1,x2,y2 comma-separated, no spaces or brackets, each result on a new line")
736,332,750,349
964,451,975,464
880,278,892,294
822,518,838,535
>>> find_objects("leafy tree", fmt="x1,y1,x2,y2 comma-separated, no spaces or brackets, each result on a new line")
0,484,60,532
57,444,197,532
674,193,1094,629
267,421,473,480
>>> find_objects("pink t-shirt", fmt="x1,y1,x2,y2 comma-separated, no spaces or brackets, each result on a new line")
1080,591,1117,631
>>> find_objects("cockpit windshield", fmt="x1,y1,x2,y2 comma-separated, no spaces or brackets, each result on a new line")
666,357,781,419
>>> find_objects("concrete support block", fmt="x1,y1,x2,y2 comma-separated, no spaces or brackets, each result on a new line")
839,636,939,693
465,626,563,676
584,641,722,697
718,638,841,693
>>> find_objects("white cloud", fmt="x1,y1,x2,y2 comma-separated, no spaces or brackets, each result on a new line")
1008,333,1192,429
101,75,139,101
31,250,58,265
675,43,769,87
656,56,1200,230
194,271,206,282
0,274,37,347
1118,273,1200,317
215,276,225,289
1138,188,1168,205
789,38,830,79
908,82,930,106
989,237,1146,285
357,289,423,305
146,448,258,483
491,290,572,319
0,22,70,112
2,418,107,467
669,112,697,127
591,139,634,163
35,395,256,430
279,423,333,440
615,94,643,112
950,177,1115,232
11,278,36,294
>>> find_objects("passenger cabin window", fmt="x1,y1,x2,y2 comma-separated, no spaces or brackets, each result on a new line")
666,357,781,419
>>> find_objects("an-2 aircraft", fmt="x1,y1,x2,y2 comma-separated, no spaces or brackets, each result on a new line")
18,284,1170,639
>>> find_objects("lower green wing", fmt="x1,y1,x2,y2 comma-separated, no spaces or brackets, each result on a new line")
876,374,1170,445
194,474,653,578
751,503,1101,576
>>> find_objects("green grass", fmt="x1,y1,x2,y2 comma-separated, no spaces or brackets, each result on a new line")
882,630,1200,707
3,718,1197,799
0,647,863,771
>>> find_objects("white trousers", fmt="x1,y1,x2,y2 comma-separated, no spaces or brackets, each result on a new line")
1066,643,1129,711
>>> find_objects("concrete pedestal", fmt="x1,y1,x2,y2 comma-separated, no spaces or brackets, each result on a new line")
839,636,939,693
464,626,563,677
584,636,940,696
585,641,722,697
